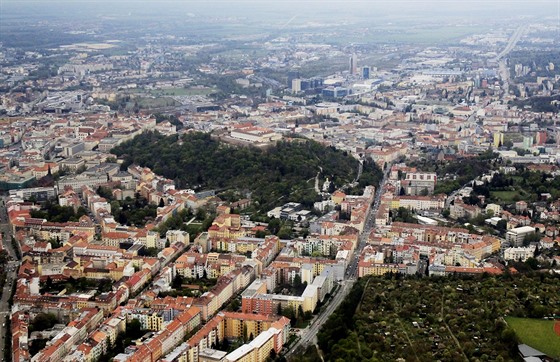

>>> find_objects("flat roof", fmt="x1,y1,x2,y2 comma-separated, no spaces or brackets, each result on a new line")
301,285,318,298
249,329,274,348
199,348,227,359
225,344,254,361
509,226,536,233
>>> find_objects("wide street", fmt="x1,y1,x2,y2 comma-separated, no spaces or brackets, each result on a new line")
286,164,391,357
496,25,526,97
494,25,525,61
0,195,20,359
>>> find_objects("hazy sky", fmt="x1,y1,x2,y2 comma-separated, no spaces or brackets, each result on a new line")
1,0,557,16
1,0,558,34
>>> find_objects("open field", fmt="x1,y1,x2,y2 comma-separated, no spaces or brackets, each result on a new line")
506,317,560,358
327,24,491,45
148,88,215,97
60,42,116,51
134,97,178,109
130,88,215,97
370,26,483,44
490,190,522,203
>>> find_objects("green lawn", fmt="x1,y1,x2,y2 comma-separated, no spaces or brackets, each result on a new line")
147,87,215,96
506,317,560,358
490,190,522,203
323,26,476,46
135,97,178,108
129,87,215,97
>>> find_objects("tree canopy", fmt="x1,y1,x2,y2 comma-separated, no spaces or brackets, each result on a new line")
112,132,382,214
317,273,560,362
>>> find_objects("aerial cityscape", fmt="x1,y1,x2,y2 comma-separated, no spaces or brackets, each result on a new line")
1,0,560,361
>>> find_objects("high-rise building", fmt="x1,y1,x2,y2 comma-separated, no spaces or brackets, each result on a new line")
474,75,481,88
291,79,302,93
349,54,357,75
290,77,323,93
535,131,547,145
362,66,370,79
522,136,534,150
287,70,300,88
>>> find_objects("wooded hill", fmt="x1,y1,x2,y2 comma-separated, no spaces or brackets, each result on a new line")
111,131,382,214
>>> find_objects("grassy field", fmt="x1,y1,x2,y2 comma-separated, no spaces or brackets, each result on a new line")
370,26,480,44
130,88,214,97
490,190,522,203
135,97,178,109
147,87,215,97
326,24,489,45
506,317,560,358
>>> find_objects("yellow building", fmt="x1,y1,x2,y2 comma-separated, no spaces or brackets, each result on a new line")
146,231,158,248
225,328,277,362
358,263,400,277
147,312,164,331
493,132,504,148
234,240,260,254
331,190,346,205
223,317,269,340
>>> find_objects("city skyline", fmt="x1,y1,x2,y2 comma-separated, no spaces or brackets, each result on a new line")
1,0,560,361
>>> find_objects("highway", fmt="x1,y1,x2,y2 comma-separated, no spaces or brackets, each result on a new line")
0,195,20,360
285,163,392,357
494,25,525,61
494,25,525,97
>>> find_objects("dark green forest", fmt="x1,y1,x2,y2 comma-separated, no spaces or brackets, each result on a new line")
111,131,382,214
511,94,560,114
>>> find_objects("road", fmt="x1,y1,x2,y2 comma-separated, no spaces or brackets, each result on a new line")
494,25,525,61
296,280,353,346
314,171,321,194
352,159,364,184
445,186,461,210
498,59,511,97
0,262,17,359
285,163,392,357
0,195,20,360
347,163,392,279
495,25,525,97
0,196,18,259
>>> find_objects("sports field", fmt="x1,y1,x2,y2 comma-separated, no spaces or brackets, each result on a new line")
506,317,560,358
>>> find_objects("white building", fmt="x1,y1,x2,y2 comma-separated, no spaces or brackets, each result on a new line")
506,226,536,247
504,245,536,262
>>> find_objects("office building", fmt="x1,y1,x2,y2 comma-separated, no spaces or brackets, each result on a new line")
362,66,370,79
349,54,357,75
